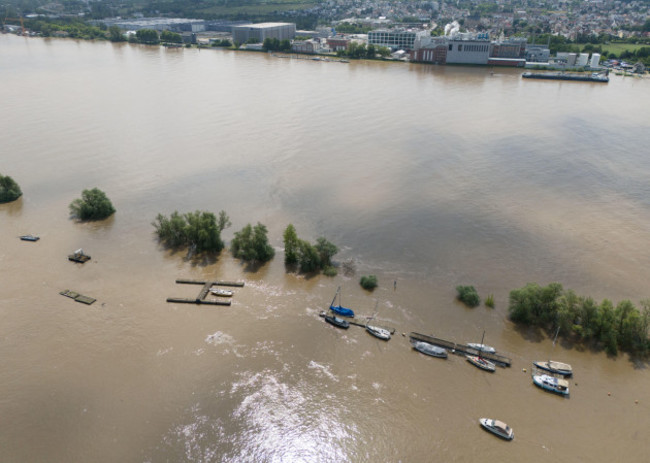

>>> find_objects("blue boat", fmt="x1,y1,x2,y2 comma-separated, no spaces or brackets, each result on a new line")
329,287,354,318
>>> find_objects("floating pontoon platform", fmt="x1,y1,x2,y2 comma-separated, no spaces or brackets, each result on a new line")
60,289,96,305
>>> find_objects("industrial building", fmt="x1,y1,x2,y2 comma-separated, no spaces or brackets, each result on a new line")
232,22,296,44
368,29,429,51
412,32,526,67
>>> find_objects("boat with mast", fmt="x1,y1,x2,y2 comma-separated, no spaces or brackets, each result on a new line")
365,301,391,340
329,287,354,318
533,327,573,377
466,331,496,372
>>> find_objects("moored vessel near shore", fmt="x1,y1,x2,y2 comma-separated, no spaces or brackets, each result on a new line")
413,341,447,358
479,418,514,440
522,70,609,82
324,314,350,329
329,286,354,317
533,374,570,396
533,360,573,377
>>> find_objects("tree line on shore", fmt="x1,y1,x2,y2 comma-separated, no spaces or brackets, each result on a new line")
508,282,650,357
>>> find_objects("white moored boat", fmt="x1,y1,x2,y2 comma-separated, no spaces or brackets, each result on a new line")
366,324,391,341
532,374,570,396
210,288,234,297
467,355,496,372
479,418,514,440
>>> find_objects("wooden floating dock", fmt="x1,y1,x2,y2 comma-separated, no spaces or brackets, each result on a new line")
60,289,96,305
166,298,231,306
409,332,512,367
167,279,244,306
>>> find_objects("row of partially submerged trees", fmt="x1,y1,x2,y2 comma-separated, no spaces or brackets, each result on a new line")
152,211,340,276
4,173,648,353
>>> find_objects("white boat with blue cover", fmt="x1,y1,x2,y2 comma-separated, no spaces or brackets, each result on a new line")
533,374,570,395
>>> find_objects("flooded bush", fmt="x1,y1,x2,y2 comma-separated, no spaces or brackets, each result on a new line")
0,174,22,203
456,285,480,307
360,275,378,290
230,222,275,263
69,188,115,220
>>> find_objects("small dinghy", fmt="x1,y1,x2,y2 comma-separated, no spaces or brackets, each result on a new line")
210,288,234,297
20,235,40,242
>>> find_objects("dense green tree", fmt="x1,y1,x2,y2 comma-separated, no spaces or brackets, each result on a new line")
108,25,125,42
456,285,480,307
0,174,22,203
230,222,275,263
297,239,321,273
136,29,159,45
183,211,224,253
283,224,299,265
152,210,228,252
360,275,378,290
315,237,338,268
69,188,115,220
160,30,182,43
508,283,650,356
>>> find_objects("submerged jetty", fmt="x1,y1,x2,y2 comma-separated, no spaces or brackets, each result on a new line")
409,332,512,367
166,279,244,306
319,311,396,334
522,70,609,82
60,289,96,305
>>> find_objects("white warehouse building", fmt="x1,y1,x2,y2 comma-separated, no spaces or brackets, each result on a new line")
232,22,296,44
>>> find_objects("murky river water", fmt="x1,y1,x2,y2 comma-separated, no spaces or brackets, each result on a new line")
1,35,649,462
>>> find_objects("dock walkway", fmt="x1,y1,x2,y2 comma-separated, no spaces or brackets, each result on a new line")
409,332,512,367
166,279,245,306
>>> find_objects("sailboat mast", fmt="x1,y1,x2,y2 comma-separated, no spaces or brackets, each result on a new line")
330,286,340,307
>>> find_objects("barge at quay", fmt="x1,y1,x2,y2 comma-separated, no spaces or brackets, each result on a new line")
522,70,609,83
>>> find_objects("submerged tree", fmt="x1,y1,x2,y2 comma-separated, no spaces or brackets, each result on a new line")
230,222,275,263
0,174,22,203
507,282,650,357
69,188,115,220
456,285,480,307
152,210,229,253
283,224,299,265
360,275,378,290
